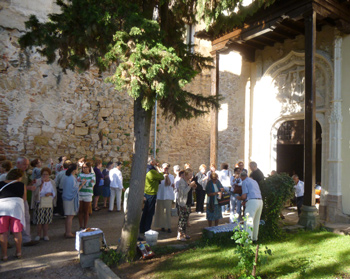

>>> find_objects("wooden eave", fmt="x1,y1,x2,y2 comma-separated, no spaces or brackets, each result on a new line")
206,0,350,61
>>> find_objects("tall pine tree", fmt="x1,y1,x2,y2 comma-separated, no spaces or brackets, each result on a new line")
19,0,219,260
20,0,275,260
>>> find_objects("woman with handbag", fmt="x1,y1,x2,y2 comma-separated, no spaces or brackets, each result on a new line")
33,167,56,241
206,172,224,227
176,169,197,241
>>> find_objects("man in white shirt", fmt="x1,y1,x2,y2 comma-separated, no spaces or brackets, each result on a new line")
292,174,304,217
109,161,124,212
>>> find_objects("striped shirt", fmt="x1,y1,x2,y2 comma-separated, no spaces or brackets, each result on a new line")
77,173,96,196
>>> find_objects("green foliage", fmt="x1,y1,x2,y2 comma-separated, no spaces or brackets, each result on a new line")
100,248,123,267
231,217,272,278
201,229,236,247
152,230,350,279
197,0,277,38
259,173,294,241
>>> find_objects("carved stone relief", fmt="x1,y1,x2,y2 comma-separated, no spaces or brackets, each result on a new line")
264,51,332,116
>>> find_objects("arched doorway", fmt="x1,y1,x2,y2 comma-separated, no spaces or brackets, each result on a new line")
276,120,322,182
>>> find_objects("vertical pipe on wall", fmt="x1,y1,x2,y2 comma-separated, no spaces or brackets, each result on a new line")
210,51,219,166
153,97,157,159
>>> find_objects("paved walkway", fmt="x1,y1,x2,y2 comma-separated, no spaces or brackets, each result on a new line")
0,207,220,278
1,205,349,278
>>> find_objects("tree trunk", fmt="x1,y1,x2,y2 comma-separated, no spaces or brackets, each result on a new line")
118,96,153,260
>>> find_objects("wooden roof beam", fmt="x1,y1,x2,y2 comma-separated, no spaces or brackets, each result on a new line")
263,32,286,43
240,40,265,50
250,37,275,47
335,18,350,33
272,28,297,40
279,20,305,34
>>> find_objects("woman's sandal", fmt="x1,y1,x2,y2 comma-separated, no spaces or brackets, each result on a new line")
15,253,22,259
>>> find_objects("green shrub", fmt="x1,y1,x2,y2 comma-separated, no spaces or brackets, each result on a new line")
259,173,294,241
231,216,272,278
100,249,123,267
201,229,236,247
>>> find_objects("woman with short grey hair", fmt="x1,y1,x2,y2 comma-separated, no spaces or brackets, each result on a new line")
195,164,207,213
153,163,174,233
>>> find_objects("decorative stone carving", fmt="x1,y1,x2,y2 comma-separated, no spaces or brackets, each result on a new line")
264,51,332,116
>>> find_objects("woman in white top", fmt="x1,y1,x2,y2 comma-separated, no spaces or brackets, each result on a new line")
33,167,57,241
218,163,233,213
176,169,196,241
153,163,174,233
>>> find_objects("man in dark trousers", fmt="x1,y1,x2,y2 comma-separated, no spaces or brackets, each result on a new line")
139,157,164,239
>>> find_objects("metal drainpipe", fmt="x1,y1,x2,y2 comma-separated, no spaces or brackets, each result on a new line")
153,6,159,159
153,97,157,159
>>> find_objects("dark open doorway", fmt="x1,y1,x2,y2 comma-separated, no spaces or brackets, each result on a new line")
276,120,322,182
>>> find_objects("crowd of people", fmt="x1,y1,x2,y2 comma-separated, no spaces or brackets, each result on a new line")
0,153,313,261
138,158,267,243
0,155,126,261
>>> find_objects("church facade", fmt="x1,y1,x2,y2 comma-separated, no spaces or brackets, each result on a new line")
205,0,350,223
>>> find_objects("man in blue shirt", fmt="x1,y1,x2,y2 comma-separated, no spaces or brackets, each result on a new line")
237,171,263,242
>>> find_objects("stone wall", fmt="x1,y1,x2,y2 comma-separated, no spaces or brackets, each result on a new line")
152,72,212,173
0,27,135,173
0,0,212,177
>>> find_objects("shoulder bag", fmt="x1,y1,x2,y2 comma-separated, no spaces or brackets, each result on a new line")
217,190,231,206
40,196,53,208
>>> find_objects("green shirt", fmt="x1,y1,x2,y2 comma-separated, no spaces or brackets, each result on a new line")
144,169,164,195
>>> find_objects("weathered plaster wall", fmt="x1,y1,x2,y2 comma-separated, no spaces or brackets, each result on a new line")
216,53,248,170
0,0,212,177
